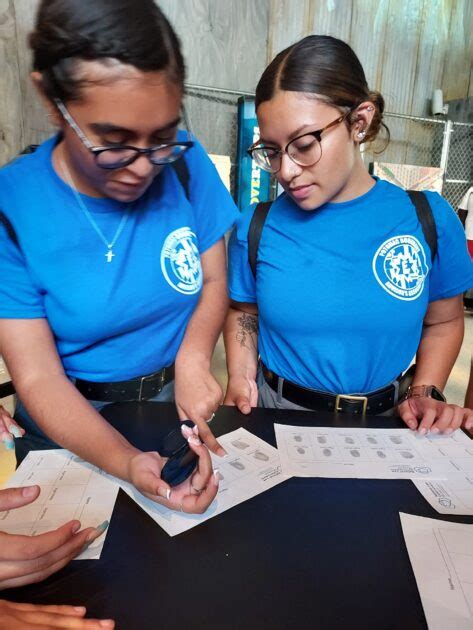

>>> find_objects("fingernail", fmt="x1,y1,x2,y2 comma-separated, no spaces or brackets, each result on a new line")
1,432,14,450
193,425,199,436
73,606,86,613
21,485,37,498
218,447,227,457
431,427,439,434
99,621,115,628
445,428,453,435
71,521,81,534
166,488,172,501
214,469,220,483
408,423,417,430
418,428,427,436
9,425,23,438
86,520,109,542
181,424,193,438
187,436,201,446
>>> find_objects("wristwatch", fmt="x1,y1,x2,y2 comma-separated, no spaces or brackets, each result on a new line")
403,384,446,403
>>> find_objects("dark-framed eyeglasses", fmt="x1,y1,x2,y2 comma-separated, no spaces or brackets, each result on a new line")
247,111,351,174
54,98,194,170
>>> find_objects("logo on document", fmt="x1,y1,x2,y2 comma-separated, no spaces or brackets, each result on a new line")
161,227,202,295
372,235,429,301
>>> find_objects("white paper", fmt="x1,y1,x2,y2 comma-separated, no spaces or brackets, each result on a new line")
120,427,289,536
400,512,473,630
273,424,468,479
413,474,473,515
1,450,119,559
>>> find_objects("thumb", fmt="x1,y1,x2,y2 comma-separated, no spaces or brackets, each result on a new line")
137,471,171,502
0,485,40,510
235,395,251,414
398,402,418,430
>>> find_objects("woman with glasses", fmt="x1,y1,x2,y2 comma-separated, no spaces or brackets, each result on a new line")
0,0,238,515
224,35,473,433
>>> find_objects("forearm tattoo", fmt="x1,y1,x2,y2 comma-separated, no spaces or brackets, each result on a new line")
236,313,258,350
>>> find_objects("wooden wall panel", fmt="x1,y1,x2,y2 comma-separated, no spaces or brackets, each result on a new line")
441,0,473,102
158,0,269,92
13,0,54,148
308,0,353,41
0,0,23,163
267,0,312,60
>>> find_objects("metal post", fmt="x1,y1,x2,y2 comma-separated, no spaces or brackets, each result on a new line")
440,119,453,175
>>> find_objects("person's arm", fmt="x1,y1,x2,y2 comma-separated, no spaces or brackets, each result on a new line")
398,295,473,433
223,301,259,414
174,238,228,455
0,318,145,479
0,319,218,511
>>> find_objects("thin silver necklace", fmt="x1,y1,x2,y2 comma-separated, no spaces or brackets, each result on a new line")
60,159,132,263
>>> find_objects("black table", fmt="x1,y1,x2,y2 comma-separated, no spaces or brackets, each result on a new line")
6,403,473,629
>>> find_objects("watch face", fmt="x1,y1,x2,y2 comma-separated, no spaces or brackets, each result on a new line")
430,386,446,402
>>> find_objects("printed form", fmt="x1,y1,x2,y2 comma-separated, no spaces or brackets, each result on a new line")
274,425,473,480
1,450,119,559
411,430,473,515
400,512,473,630
119,427,289,536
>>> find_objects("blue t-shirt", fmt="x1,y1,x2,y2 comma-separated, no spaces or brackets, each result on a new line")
228,178,473,394
0,133,238,381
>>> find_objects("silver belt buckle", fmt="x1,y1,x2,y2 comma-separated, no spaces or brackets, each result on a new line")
138,370,165,402
335,394,368,415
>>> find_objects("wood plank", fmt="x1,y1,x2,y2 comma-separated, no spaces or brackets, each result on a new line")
441,0,473,102
409,0,450,117
267,0,311,60
0,0,23,165
308,0,353,41
13,0,54,151
158,0,269,92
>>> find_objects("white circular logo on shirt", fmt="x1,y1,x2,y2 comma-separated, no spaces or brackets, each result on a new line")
372,235,429,301
161,227,202,295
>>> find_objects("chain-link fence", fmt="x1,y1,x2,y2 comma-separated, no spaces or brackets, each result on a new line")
185,84,472,210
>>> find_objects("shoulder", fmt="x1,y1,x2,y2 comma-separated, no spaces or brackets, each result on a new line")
0,136,57,209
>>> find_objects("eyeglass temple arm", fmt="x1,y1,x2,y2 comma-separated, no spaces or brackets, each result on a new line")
54,98,95,149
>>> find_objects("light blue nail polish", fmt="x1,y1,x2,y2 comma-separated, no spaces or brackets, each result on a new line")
3,438,14,450
97,520,109,532
10,426,22,439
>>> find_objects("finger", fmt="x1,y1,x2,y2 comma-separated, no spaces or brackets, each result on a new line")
398,402,418,430
418,408,438,434
446,406,465,434
193,420,226,456
0,410,24,438
185,436,214,494
7,601,86,615
235,394,251,415
135,470,171,502
0,524,108,584
463,408,473,432
0,485,40,510
0,606,115,628
0,520,82,561
0,430,14,451
183,469,219,515
430,405,454,433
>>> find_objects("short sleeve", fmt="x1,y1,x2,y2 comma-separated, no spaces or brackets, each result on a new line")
184,138,239,253
426,192,473,302
0,215,46,318
227,206,257,303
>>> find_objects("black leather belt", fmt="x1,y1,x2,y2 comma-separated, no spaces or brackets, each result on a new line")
75,365,175,402
261,362,398,415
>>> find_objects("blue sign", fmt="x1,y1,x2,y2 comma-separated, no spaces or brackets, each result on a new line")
235,96,272,210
